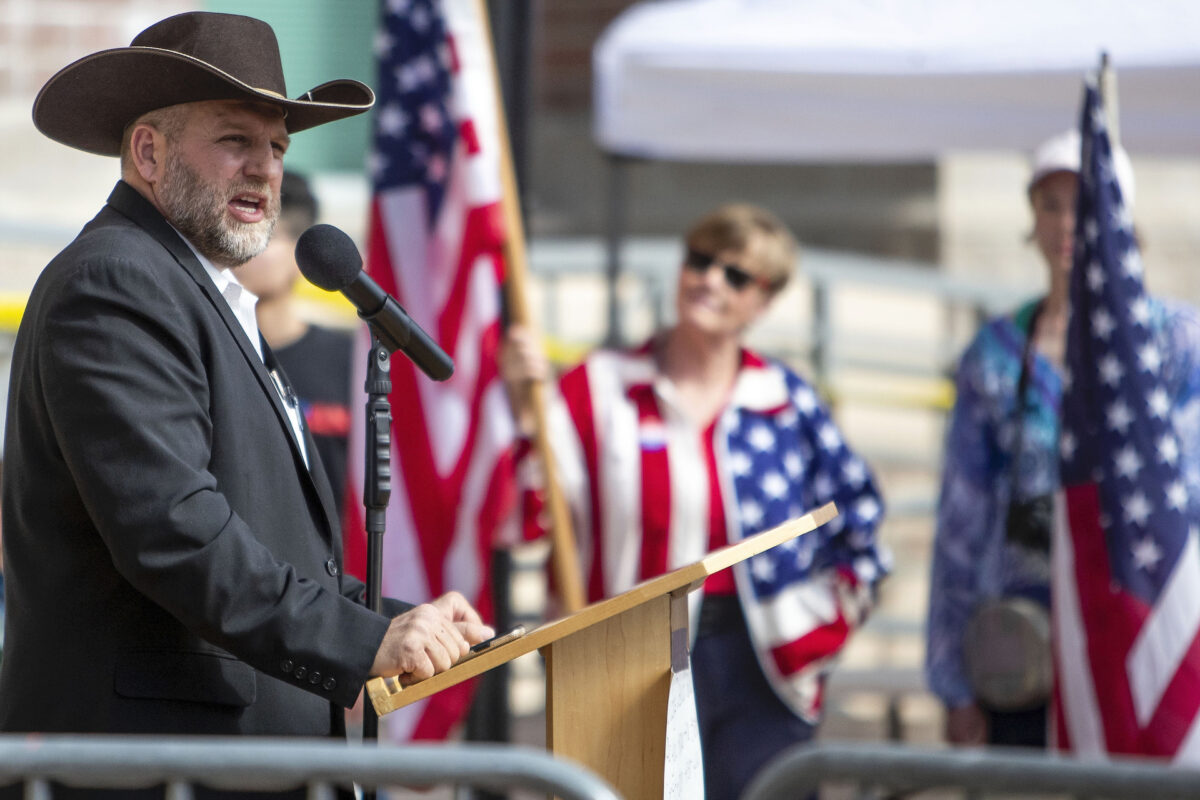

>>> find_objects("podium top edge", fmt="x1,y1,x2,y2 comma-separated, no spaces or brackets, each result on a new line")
366,502,838,713
536,501,838,632
698,501,837,576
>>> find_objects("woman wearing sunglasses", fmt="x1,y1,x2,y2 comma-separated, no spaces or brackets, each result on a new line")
503,203,889,800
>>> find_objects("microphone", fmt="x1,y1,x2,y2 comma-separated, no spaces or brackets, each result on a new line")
294,224,454,381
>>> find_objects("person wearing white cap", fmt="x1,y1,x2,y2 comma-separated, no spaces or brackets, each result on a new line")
925,131,1200,747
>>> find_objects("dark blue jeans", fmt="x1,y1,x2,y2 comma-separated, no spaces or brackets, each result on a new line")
691,597,815,800
986,703,1048,748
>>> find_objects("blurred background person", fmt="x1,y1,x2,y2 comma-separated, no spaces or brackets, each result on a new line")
503,203,889,800
925,130,1200,747
239,170,353,519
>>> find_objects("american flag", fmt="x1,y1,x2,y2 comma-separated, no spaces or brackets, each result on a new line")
533,348,886,721
1053,81,1200,760
726,366,885,720
344,0,517,741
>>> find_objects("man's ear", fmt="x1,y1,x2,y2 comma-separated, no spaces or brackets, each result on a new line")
128,124,166,185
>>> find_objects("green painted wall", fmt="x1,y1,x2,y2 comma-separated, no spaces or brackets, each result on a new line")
205,0,379,173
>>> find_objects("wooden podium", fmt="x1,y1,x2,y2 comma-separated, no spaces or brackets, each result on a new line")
366,502,837,799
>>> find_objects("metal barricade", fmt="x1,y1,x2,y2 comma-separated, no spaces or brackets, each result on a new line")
742,742,1200,800
0,736,621,800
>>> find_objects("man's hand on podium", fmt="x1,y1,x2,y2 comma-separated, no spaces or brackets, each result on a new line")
370,591,494,683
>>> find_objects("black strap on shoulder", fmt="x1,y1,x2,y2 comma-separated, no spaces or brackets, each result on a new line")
1008,299,1045,496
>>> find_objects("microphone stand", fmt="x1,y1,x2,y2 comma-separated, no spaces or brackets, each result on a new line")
351,315,450,798
360,335,392,800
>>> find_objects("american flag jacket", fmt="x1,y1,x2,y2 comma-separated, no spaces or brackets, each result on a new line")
520,341,890,721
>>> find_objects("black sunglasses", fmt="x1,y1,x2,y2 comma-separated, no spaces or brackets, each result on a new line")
683,248,768,291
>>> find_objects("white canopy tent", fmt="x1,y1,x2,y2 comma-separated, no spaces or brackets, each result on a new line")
588,0,1200,341
593,0,1200,162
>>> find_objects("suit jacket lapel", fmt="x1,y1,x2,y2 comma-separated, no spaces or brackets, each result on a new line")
105,181,340,540
261,339,342,535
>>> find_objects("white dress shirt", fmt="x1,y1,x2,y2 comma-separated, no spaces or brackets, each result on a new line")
178,234,310,468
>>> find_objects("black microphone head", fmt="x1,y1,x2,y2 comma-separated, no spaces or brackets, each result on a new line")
295,224,363,291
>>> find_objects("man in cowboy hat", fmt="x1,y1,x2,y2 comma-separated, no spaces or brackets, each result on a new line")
0,10,491,755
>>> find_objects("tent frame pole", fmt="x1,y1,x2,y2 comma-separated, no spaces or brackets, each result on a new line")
603,154,632,348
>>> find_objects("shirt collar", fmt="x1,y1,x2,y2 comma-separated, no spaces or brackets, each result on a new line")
621,338,791,414
173,228,263,359
169,228,309,468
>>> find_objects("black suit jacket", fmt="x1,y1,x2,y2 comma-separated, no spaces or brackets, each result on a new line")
0,182,408,738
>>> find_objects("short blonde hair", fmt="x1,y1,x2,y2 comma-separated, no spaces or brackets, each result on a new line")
684,203,798,294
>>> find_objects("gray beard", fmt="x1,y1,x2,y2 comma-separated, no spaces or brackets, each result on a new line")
159,153,278,267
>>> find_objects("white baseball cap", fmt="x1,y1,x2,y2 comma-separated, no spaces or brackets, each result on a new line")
1028,129,1136,209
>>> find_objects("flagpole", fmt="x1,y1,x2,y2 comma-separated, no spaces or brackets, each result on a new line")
1099,52,1120,147
475,0,586,614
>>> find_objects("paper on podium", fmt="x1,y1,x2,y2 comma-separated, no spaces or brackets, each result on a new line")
365,502,837,717
663,644,703,798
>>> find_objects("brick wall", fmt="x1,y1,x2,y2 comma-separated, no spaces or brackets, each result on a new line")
0,0,194,98
534,0,632,111
0,0,629,122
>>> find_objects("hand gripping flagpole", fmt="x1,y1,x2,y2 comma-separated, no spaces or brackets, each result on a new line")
476,0,586,614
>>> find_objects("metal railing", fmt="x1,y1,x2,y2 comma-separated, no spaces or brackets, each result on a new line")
0,228,1027,390
742,742,1200,800
528,236,1029,392
0,736,621,800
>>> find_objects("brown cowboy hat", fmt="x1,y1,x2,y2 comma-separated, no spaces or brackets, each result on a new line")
33,11,375,157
